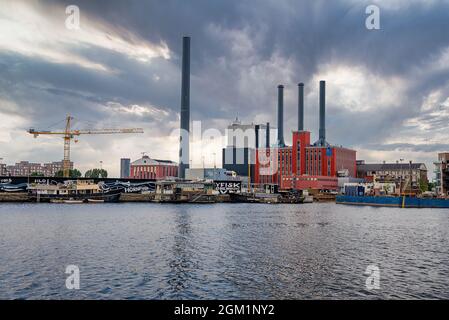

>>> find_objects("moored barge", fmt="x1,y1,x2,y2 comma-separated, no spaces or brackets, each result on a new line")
336,195,449,208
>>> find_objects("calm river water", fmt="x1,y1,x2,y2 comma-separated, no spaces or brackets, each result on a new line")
0,203,448,299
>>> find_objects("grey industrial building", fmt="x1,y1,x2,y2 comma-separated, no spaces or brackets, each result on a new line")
120,158,131,178
185,168,237,181
222,118,270,182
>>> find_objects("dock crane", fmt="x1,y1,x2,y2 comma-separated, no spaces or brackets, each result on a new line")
28,115,144,178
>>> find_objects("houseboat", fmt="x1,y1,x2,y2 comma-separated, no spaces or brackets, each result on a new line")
28,180,120,203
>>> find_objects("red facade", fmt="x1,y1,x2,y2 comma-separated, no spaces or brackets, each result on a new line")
255,130,356,191
129,156,178,180
130,165,177,179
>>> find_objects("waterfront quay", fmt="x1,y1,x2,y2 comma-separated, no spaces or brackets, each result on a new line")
0,176,312,204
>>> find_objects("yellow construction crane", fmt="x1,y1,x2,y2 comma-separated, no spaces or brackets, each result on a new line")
28,115,144,177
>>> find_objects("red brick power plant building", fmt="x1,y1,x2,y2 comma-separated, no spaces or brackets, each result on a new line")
255,81,356,191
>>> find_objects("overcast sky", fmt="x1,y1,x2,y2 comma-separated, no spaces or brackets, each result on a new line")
1,0,449,177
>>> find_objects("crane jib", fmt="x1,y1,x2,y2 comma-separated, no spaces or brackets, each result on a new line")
27,115,144,178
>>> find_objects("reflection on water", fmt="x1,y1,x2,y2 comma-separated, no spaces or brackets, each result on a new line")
167,208,195,297
0,202,448,299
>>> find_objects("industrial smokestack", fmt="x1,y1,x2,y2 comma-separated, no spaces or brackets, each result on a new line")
318,80,326,146
179,36,190,178
298,83,304,131
266,122,270,148
277,85,285,147
255,125,260,149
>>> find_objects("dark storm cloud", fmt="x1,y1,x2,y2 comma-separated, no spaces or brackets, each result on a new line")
39,0,449,135
54,0,449,75
0,50,179,125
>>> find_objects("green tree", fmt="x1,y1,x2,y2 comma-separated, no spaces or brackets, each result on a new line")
55,169,82,178
84,168,108,178
30,172,44,177
419,179,429,193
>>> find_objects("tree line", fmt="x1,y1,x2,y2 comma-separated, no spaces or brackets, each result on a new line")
30,168,108,178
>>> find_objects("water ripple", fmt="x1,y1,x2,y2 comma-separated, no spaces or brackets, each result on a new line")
0,203,448,299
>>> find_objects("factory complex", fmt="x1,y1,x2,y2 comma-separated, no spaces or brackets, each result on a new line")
254,82,357,191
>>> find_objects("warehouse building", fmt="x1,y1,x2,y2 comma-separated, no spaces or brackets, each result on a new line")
129,155,177,180
185,168,237,181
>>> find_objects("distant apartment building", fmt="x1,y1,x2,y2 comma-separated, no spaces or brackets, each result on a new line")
434,153,449,196
129,155,177,180
120,158,131,178
1,161,73,177
357,160,428,191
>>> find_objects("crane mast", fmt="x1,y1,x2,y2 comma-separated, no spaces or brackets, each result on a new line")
28,115,144,178
63,116,73,177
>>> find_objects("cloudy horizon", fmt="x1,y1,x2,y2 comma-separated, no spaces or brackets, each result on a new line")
1,0,449,177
